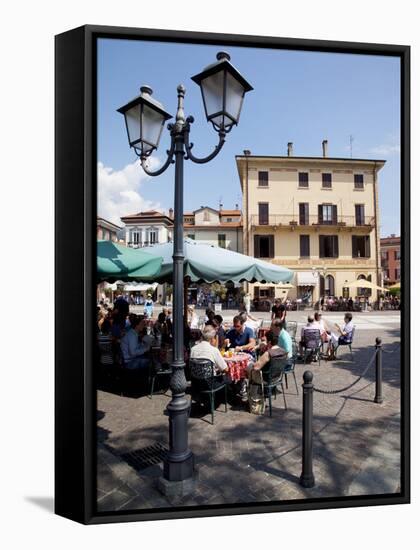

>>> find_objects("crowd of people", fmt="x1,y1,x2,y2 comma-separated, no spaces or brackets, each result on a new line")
97,291,358,404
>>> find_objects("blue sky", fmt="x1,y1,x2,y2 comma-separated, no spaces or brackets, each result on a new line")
97,38,400,237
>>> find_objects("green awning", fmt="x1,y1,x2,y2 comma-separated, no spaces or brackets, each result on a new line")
142,239,293,284
97,240,162,282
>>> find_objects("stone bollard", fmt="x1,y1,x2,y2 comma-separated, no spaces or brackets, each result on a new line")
300,370,315,488
374,337,383,404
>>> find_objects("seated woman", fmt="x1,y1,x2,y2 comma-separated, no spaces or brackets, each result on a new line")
240,331,288,402
314,311,331,344
328,313,354,359
248,330,288,376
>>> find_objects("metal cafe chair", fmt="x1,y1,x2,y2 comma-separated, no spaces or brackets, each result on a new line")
302,329,322,365
335,326,356,360
261,355,288,416
189,358,228,425
149,346,172,398
284,338,299,395
286,320,298,340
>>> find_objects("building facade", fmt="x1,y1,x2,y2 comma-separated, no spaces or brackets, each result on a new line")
381,235,401,286
236,144,385,303
183,206,242,252
120,210,173,248
97,216,122,242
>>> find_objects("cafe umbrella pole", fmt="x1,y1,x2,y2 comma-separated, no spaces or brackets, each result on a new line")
117,53,253,491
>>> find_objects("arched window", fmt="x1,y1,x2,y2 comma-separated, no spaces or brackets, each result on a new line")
326,275,335,297
320,274,335,297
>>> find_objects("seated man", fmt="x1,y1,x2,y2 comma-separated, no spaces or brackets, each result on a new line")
225,315,256,354
190,325,228,375
238,311,259,338
328,313,354,359
120,315,151,370
276,319,293,360
299,315,317,353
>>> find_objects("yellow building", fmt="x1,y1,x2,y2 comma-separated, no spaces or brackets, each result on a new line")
236,143,385,304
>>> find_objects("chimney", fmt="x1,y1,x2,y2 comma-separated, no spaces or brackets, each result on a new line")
168,207,174,219
322,139,328,157
235,203,239,210
287,142,293,156
219,202,223,211
243,149,251,156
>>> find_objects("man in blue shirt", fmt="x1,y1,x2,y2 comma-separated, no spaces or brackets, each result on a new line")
120,315,150,369
225,315,256,353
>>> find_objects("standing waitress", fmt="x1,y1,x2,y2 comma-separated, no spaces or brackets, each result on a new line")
271,298,287,329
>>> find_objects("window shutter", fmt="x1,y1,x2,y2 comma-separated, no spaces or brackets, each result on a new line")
332,205,338,224
352,236,357,258
365,236,371,258
268,235,274,258
300,235,310,257
318,205,323,224
254,235,260,258
319,235,325,258
333,235,339,257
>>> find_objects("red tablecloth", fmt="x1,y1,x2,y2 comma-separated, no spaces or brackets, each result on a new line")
224,353,251,382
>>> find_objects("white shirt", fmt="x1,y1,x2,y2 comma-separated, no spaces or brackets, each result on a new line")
342,321,354,338
190,340,228,373
301,322,318,338
245,319,258,337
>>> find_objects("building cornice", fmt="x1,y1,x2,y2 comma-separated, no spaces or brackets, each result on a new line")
97,217,122,231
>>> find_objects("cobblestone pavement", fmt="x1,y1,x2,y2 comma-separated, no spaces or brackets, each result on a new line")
97,310,401,512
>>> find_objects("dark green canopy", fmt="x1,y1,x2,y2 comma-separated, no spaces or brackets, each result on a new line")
141,239,293,284
97,240,162,282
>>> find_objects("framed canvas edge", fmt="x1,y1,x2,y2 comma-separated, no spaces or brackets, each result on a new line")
55,24,410,526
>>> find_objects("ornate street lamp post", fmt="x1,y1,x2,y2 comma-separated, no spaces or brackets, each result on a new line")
117,52,253,488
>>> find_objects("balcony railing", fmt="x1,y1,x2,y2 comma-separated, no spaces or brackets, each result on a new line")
127,241,155,248
250,214,375,229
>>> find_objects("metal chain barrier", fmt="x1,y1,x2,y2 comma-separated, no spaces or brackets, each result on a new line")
382,345,400,354
313,348,378,395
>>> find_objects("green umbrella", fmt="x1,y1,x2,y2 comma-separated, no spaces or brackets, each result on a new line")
97,240,162,282
142,239,293,284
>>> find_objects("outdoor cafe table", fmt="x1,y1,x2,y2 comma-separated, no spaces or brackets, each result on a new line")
223,352,252,382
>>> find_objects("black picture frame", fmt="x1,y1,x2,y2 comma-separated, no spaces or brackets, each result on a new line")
55,24,410,525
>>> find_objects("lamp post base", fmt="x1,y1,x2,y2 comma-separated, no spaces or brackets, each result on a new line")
157,466,197,498
163,451,195,482
299,473,315,488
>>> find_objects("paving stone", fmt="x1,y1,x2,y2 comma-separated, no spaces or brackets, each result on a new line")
96,311,401,510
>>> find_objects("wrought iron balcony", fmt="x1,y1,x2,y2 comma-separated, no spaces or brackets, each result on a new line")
250,214,375,229
127,240,153,248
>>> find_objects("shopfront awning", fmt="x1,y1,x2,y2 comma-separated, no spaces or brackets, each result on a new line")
297,271,318,286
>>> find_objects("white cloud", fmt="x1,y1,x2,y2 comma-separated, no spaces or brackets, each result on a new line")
97,159,162,225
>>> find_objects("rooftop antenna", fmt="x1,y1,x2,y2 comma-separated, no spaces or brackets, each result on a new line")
349,135,354,158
